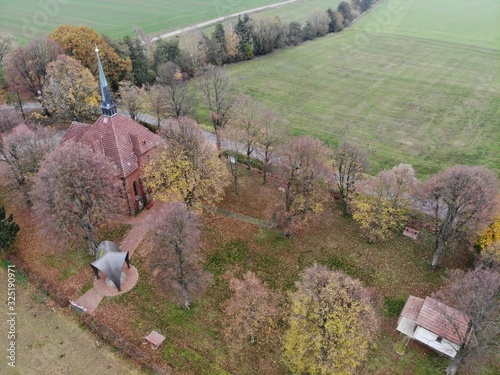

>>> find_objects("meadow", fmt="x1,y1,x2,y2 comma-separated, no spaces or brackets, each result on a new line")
0,0,279,43
225,0,500,176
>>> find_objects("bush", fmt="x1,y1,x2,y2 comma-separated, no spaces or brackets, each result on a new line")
383,295,406,317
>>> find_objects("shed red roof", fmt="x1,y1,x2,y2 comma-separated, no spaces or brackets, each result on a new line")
400,296,424,321
61,114,164,178
415,297,469,345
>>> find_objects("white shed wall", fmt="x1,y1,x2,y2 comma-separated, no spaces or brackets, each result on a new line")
414,326,459,358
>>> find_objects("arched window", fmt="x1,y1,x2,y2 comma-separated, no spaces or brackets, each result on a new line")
133,181,139,196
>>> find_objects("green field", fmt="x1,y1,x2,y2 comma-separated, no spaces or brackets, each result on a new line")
356,0,500,50
225,0,500,176
0,0,280,43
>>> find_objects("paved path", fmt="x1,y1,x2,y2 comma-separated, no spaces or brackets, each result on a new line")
152,0,299,41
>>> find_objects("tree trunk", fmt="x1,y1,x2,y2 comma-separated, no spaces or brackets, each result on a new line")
445,353,462,375
215,127,222,151
263,161,268,185
234,172,239,195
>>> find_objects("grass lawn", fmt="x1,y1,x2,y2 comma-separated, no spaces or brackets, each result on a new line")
0,0,280,43
221,28,500,177
94,169,463,374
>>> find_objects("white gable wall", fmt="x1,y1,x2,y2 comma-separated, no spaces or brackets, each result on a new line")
413,326,459,358
397,316,417,337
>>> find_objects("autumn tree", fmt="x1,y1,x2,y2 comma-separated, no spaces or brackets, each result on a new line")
144,84,168,127
157,62,195,118
0,124,57,207
49,25,131,90
332,140,368,215
5,38,60,103
478,213,500,264
286,21,304,46
42,54,99,121
32,143,117,254
284,263,378,375
150,202,211,309
274,136,331,236
352,163,416,243
224,271,279,345
417,165,499,267
327,8,344,33
117,80,145,121
432,266,500,375
337,1,354,26
0,206,20,254
145,117,229,211
198,65,235,150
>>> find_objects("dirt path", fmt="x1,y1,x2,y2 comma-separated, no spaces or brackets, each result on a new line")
152,0,299,40
0,268,145,375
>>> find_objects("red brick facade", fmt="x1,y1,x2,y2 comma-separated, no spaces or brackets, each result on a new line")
61,114,164,215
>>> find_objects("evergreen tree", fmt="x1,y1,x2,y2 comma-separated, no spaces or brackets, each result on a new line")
124,35,153,86
0,206,20,253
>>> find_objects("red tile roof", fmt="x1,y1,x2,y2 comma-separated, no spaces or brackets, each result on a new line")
61,122,91,143
61,114,164,177
400,296,424,321
415,297,469,345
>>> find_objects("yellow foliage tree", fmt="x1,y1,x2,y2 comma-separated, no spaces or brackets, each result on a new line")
352,164,416,243
42,54,100,121
49,24,131,89
478,215,500,262
144,119,229,211
283,264,378,375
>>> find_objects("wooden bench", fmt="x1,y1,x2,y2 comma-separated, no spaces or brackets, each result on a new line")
143,330,165,350
403,227,419,240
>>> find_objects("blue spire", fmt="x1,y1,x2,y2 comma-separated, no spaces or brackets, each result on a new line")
95,44,117,117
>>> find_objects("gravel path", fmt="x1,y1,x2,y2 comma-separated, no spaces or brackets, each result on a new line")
152,0,299,41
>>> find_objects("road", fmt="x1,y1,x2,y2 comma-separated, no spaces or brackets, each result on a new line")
151,0,299,41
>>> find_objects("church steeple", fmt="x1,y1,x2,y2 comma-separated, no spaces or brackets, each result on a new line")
95,44,117,117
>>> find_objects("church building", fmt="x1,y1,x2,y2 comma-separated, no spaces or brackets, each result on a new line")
61,46,164,215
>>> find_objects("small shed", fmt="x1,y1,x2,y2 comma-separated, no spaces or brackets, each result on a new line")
397,296,468,358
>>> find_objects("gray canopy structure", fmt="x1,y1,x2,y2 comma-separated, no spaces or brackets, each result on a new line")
90,241,130,292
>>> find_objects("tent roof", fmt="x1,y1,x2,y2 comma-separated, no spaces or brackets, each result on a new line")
91,241,129,291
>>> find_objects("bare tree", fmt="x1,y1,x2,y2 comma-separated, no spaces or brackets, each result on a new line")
256,108,285,185
221,125,242,194
224,271,279,345
157,62,195,118
118,80,145,121
333,141,368,215
0,32,15,66
144,84,169,128
5,38,60,103
417,165,499,267
250,15,286,55
306,10,330,38
229,95,261,169
275,136,331,236
198,65,235,150
432,266,500,375
32,143,117,254
150,202,211,309
0,124,56,207
179,31,206,73
0,109,22,135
